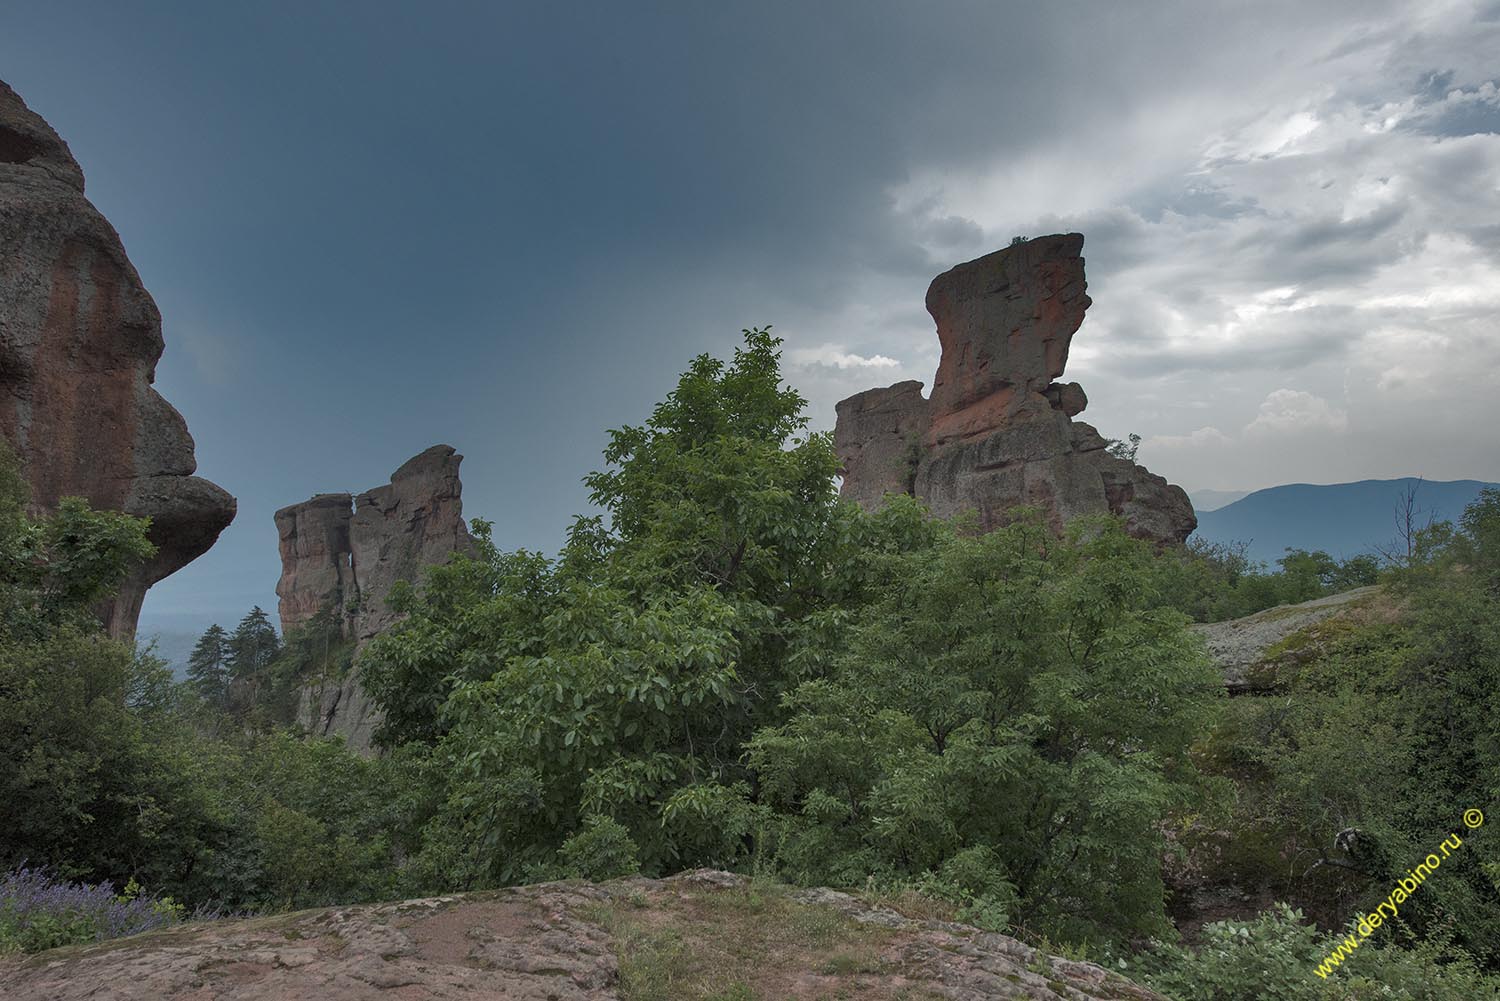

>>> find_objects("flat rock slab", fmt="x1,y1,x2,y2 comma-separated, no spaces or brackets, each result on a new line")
1,871,1165,1001
1192,585,1384,692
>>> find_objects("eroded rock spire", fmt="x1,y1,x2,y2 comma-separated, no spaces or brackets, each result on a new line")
834,233,1196,544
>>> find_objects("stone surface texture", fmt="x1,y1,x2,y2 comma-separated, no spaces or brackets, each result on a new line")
832,380,929,511
0,871,1167,1001
1191,585,1385,693
835,234,1195,544
0,80,235,635
275,445,473,751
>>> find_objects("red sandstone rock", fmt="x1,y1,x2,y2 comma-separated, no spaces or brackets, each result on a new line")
834,234,1196,545
926,234,1091,447
275,445,473,750
0,80,235,634
274,493,355,634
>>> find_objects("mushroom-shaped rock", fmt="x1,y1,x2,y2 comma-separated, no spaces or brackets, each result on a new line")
0,80,235,635
834,234,1195,545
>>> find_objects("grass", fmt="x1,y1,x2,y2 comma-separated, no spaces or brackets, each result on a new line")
861,888,960,925
579,878,941,1001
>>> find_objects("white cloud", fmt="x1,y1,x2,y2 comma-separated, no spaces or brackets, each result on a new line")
787,345,902,371
1146,426,1234,450
1245,389,1350,435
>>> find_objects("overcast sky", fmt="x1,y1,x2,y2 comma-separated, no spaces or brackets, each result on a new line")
4,0,1498,634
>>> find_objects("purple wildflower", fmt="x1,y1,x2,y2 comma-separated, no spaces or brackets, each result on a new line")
0,866,207,953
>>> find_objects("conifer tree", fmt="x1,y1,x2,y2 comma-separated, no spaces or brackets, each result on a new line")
185,623,230,710
226,606,280,717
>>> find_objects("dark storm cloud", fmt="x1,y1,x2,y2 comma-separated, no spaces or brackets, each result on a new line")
1,0,1497,629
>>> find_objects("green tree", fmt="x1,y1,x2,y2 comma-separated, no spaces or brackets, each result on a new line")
185,624,230,710
0,442,155,641
750,512,1224,945
0,442,171,883
360,529,561,746
225,606,281,720
1106,432,1142,463
363,328,870,886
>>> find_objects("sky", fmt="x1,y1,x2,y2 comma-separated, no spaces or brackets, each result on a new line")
3,0,1499,638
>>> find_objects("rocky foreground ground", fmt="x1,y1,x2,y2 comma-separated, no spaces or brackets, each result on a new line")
1,870,1164,1001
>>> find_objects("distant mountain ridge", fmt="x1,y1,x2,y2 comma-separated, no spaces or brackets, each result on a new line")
1188,488,1251,513
1191,478,1498,566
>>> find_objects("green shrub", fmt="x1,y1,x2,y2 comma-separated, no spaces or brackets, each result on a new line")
1138,904,1500,1001
559,816,640,881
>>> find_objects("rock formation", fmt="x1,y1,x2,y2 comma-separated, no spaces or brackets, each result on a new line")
0,80,235,635
1191,585,1384,693
834,234,1195,544
274,444,473,750
0,870,1168,1001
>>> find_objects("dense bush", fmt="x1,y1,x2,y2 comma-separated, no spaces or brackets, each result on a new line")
1139,904,1500,1000
0,441,405,916
750,511,1221,944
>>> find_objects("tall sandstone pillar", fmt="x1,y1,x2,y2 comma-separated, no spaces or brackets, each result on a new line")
835,234,1196,544
274,445,473,751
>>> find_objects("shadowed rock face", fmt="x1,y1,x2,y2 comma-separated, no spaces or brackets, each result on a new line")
835,234,1195,544
0,80,235,635
274,445,473,751
274,493,356,633
832,381,929,511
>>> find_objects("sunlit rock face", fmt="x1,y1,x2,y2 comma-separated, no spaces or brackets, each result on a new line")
0,80,235,636
835,234,1196,544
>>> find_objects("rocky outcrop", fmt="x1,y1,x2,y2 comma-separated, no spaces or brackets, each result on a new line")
347,445,472,642
0,871,1168,1001
835,234,1195,544
1192,585,1384,693
275,445,473,750
0,80,235,635
273,493,356,633
832,381,929,510
925,235,1092,448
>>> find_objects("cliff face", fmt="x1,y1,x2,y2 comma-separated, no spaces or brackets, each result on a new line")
274,445,473,750
0,80,235,635
273,493,355,634
835,234,1195,544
